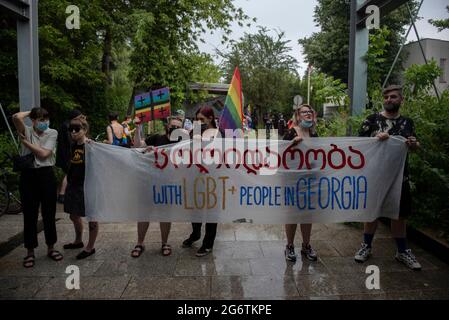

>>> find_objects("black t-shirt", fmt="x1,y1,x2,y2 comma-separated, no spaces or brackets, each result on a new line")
283,127,319,140
359,112,416,179
358,112,416,138
67,143,85,187
56,120,73,171
144,134,173,147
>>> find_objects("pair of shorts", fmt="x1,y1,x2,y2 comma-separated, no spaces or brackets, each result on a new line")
64,184,85,217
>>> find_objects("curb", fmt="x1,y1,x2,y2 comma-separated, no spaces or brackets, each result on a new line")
0,218,64,258
407,226,449,265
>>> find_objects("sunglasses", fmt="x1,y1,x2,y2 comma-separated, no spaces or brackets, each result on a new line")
384,94,399,99
69,125,82,133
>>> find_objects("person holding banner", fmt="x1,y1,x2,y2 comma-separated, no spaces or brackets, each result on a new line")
283,104,319,262
182,106,220,257
130,116,185,258
55,109,83,204
354,85,421,270
63,116,99,259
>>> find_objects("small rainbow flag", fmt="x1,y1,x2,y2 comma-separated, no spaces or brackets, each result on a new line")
219,67,243,131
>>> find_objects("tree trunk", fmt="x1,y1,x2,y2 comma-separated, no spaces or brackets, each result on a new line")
127,86,136,116
102,28,113,85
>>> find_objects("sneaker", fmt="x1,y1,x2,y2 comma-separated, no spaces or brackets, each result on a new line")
354,243,372,263
195,246,212,257
284,244,297,262
182,236,200,248
76,249,95,260
395,249,422,270
63,242,84,250
301,244,318,261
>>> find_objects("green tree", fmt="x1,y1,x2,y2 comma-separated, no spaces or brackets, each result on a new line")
429,5,449,31
403,60,442,96
219,27,300,117
128,0,250,110
299,0,418,85
298,70,348,115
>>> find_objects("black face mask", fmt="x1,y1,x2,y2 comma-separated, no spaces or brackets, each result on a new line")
200,123,208,134
384,103,400,113
168,127,176,136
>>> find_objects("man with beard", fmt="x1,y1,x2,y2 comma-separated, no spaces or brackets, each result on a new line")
354,85,422,270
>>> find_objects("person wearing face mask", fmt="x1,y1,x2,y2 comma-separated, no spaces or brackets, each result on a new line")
130,116,186,258
12,107,63,268
354,85,422,270
282,104,319,262
182,106,220,257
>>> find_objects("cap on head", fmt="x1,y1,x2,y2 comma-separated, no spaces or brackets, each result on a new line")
383,85,403,97
175,109,185,117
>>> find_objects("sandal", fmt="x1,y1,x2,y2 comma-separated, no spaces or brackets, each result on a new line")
23,255,35,268
47,250,63,261
131,245,145,258
161,244,172,256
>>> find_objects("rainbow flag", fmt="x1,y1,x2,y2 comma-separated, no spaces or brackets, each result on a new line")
219,67,243,131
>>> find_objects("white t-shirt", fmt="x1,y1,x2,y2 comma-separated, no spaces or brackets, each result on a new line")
21,125,58,168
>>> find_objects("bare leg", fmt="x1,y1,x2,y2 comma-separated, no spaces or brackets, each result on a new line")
85,221,99,252
160,222,171,244
391,218,406,238
137,222,150,246
59,175,68,195
70,214,83,244
300,224,312,246
285,224,297,245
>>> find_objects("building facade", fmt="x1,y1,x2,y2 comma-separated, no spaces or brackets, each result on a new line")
402,38,449,94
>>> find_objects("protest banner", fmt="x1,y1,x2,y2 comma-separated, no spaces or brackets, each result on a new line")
85,136,408,224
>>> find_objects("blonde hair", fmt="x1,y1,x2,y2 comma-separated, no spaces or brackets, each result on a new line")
70,116,89,134
293,104,317,135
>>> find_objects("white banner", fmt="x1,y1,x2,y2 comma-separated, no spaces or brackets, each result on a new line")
85,137,407,224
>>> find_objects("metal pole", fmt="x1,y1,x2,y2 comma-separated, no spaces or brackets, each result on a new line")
382,0,424,89
17,0,40,115
307,66,311,104
406,3,441,100
0,103,19,152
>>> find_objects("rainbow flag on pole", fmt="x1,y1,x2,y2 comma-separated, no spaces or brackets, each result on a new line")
219,67,243,131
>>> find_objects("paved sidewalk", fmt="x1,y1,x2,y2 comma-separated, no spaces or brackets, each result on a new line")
1,208,449,299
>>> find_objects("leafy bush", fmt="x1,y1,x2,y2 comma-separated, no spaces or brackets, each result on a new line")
406,92,449,240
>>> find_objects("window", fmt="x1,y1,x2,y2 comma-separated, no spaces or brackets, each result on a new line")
440,58,447,83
